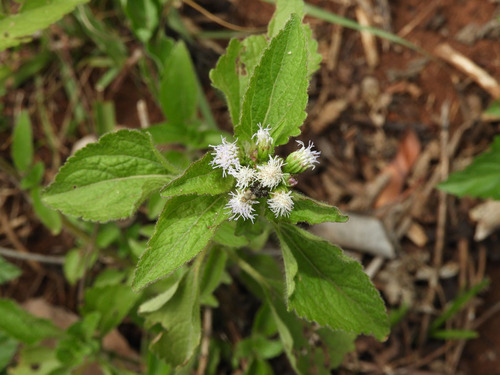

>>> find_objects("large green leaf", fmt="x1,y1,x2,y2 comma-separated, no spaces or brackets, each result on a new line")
438,135,500,199
275,224,389,340
279,193,348,224
160,41,198,126
0,299,62,344
132,194,229,290
42,130,172,222
209,39,244,126
161,153,234,197
146,266,201,367
268,0,304,37
0,0,89,51
235,14,308,147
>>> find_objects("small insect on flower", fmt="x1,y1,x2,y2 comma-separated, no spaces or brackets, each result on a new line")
225,189,257,222
256,155,286,189
209,136,240,176
249,182,270,199
268,190,294,217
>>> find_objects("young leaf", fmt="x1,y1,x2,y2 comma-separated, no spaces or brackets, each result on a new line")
0,299,62,344
282,192,348,224
42,130,172,222
210,39,244,126
133,194,229,290
275,223,389,341
147,266,201,367
160,41,198,126
0,257,22,284
161,153,234,197
121,0,160,43
31,186,62,235
236,14,309,147
0,0,89,51
268,0,304,37
238,35,268,98
11,110,34,173
438,135,500,199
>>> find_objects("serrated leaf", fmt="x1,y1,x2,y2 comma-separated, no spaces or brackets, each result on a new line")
210,39,244,126
82,284,139,335
161,153,234,197
438,135,500,199
282,193,348,224
11,110,33,173
0,256,22,284
275,224,389,340
236,14,308,147
268,0,304,37
0,0,89,51
42,129,172,222
160,41,198,126
133,194,229,290
0,299,62,344
148,266,201,367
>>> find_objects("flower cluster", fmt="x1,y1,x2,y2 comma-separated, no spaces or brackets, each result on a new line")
210,125,320,222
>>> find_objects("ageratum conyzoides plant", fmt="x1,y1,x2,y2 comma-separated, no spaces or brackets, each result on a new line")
42,1,389,370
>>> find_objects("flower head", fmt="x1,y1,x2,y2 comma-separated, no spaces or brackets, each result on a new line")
268,190,294,217
284,140,320,174
230,165,257,189
210,136,240,176
225,189,257,222
252,123,273,146
256,155,286,189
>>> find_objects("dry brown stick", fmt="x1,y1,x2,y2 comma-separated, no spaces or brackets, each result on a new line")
355,5,379,68
435,43,500,99
397,0,441,38
418,101,450,347
182,0,263,32
458,237,468,290
0,246,65,265
196,307,213,375
327,5,347,71
0,207,42,272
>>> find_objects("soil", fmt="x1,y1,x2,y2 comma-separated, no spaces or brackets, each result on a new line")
1,0,500,374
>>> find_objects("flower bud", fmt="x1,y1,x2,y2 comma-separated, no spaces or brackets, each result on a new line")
251,123,273,161
283,140,320,174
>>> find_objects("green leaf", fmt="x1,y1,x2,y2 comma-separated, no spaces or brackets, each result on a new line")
121,0,160,43
0,330,18,370
42,130,172,222
282,193,348,224
236,14,308,147
161,153,234,197
438,136,500,199
31,186,62,235
147,266,201,367
210,39,244,126
0,299,62,344
239,35,268,97
9,346,60,375
133,194,229,290
200,247,229,306
63,248,98,286
83,284,139,336
11,110,33,173
139,268,186,314
268,0,304,37
20,162,44,190
0,0,89,51
160,41,198,126
275,224,389,340
0,256,22,284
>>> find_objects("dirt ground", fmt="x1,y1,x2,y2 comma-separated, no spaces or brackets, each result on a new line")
2,0,500,374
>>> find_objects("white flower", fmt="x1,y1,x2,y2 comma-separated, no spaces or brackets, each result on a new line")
268,190,294,217
225,190,257,222
209,136,240,176
251,123,273,145
230,165,256,189
294,140,320,170
256,155,286,189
